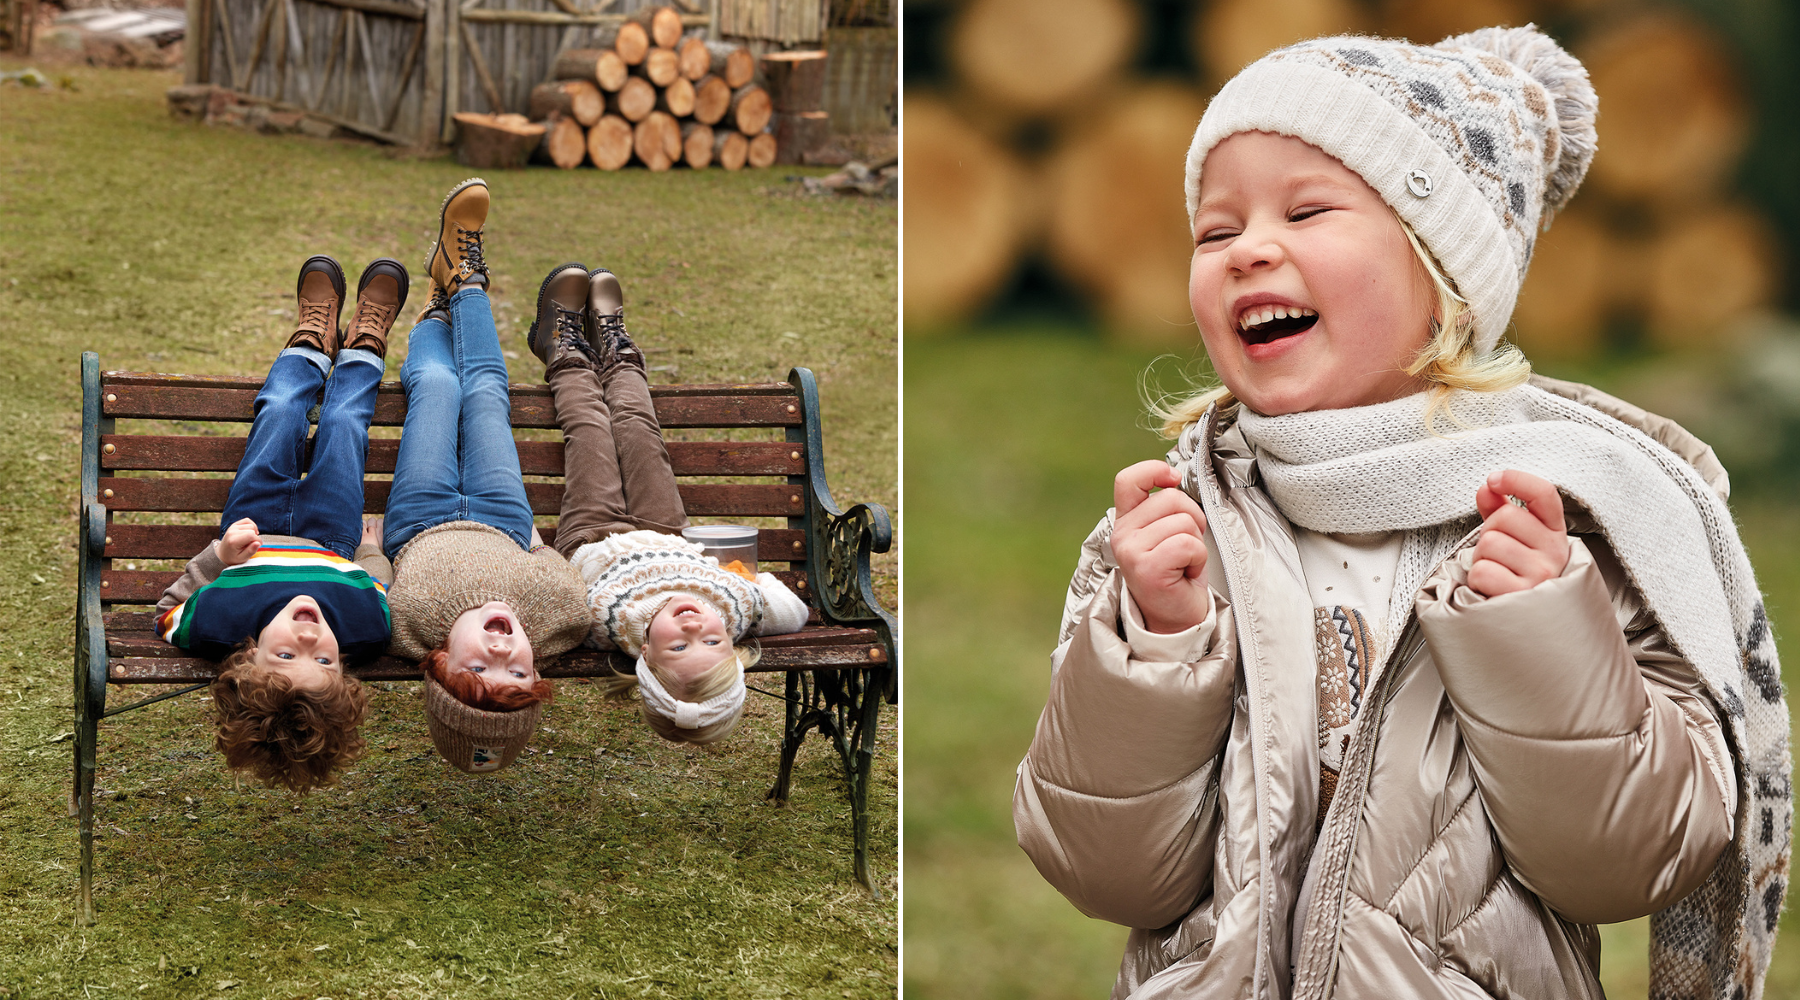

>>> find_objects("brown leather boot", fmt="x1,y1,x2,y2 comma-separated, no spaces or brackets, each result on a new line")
288,255,344,356
425,178,489,300
342,258,409,359
586,267,644,373
528,263,592,371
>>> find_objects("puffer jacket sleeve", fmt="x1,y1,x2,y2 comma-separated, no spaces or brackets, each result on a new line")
1416,533,1737,925
1014,512,1238,929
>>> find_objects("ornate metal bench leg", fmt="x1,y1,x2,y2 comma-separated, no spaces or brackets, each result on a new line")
75,711,97,926
849,666,885,897
767,670,805,806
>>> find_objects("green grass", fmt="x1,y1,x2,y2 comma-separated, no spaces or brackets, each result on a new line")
903,329,1800,1000
0,63,895,998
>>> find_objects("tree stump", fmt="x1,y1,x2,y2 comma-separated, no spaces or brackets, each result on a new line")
606,76,656,122
680,121,714,168
453,112,546,170
529,80,603,127
747,132,777,169
677,37,711,81
588,114,634,170
553,48,628,93
713,129,748,171
614,20,649,66
628,4,683,50
692,74,731,125
532,113,587,170
705,40,756,89
772,111,829,164
657,76,696,118
761,50,828,113
729,84,772,136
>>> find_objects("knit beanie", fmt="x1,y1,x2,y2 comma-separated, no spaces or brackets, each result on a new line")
423,676,542,774
1185,25,1598,354
569,530,766,657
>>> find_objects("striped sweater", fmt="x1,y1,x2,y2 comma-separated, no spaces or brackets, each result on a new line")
155,535,393,662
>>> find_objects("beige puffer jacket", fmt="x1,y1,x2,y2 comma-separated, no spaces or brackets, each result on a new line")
1014,389,1738,1000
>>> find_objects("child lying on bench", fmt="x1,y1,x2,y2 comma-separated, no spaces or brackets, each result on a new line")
155,254,406,792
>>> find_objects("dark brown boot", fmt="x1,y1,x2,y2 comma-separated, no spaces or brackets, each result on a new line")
528,262,591,366
288,255,344,356
342,258,409,359
586,267,644,373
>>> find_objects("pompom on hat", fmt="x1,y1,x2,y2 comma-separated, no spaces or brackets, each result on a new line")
1185,25,1598,355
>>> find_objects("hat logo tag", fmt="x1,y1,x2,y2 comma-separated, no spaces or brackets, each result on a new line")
1406,169,1434,197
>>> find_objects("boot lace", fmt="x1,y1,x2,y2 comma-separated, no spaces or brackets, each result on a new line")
297,300,336,344
347,301,396,346
455,225,487,278
554,306,600,366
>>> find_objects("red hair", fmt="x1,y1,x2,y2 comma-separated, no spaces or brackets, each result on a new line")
422,645,554,711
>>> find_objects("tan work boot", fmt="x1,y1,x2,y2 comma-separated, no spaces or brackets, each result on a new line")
425,178,490,300
587,267,644,373
288,255,345,356
342,258,409,359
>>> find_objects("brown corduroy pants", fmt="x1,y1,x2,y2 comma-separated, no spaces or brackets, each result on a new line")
548,363,688,558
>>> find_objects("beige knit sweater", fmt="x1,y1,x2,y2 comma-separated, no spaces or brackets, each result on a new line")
386,521,590,661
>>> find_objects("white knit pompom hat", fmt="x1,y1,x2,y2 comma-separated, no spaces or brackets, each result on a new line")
1185,25,1598,354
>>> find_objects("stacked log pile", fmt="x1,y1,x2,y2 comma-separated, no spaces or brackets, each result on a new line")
502,5,777,172
907,0,1781,355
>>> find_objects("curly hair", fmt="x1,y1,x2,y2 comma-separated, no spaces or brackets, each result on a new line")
421,645,555,712
210,641,370,794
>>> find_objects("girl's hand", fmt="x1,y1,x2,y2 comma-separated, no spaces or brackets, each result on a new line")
1112,460,1212,634
362,516,383,547
219,517,261,566
1469,470,1571,597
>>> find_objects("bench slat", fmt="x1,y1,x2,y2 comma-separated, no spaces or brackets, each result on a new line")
102,385,803,428
101,372,797,397
99,567,817,606
106,625,877,660
101,525,809,562
98,478,804,517
101,436,807,477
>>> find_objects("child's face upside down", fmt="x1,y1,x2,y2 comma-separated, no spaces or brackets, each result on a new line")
645,596,735,696
1189,131,1436,415
445,601,538,693
254,595,342,689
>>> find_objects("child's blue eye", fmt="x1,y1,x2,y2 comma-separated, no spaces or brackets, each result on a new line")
316,657,332,665
704,639,720,645
671,642,686,652
470,665,485,673
277,652,294,660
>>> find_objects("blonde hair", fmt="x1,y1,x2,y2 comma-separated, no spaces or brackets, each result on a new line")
598,644,761,745
1149,214,1533,438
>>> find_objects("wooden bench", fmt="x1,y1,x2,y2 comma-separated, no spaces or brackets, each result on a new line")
72,351,896,924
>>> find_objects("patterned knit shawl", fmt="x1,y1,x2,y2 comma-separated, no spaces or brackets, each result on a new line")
1224,383,1790,1000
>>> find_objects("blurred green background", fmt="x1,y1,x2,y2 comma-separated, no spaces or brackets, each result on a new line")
902,0,1800,997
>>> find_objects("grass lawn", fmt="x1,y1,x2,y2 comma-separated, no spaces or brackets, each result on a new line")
904,329,1800,1000
0,62,895,998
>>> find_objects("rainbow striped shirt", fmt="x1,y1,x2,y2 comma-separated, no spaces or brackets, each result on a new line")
156,543,391,662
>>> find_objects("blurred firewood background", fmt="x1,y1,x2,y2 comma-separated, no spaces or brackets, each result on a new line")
903,0,1796,359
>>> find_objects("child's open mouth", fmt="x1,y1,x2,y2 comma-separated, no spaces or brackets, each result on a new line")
484,616,513,636
1238,305,1318,346
293,608,319,624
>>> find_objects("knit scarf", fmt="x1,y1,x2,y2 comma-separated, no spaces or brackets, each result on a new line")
1227,383,1790,1000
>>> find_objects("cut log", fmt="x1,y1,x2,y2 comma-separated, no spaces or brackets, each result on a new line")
677,37,710,81
532,113,587,170
713,129,748,171
529,79,603,128
1644,203,1776,346
904,95,1033,325
627,4,683,49
746,132,777,169
614,19,649,66
680,121,714,168
772,111,829,164
606,76,656,122
1581,13,1749,203
633,113,675,171
657,76,696,118
552,47,628,93
760,50,828,113
1044,83,1207,342
1510,206,1616,360
635,46,679,87
1381,0,1531,50
729,84,772,136
453,112,546,171
1193,0,1366,84
950,0,1140,116
587,113,634,170
705,40,756,89
692,74,732,125
653,110,680,162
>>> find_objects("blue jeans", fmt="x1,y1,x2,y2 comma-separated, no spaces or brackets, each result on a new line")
383,286,532,559
220,347,382,558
